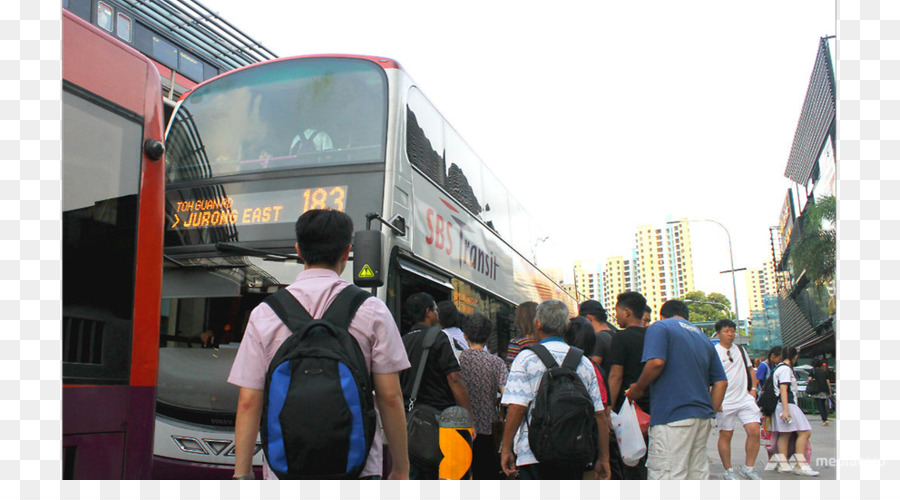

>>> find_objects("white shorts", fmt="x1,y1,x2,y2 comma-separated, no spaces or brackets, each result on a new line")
716,400,762,431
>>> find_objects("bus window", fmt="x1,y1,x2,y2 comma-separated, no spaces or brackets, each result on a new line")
444,127,484,217
157,292,266,427
116,13,132,43
166,58,388,182
97,2,113,32
406,88,445,185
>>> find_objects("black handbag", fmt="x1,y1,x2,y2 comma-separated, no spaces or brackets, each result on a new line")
406,326,444,470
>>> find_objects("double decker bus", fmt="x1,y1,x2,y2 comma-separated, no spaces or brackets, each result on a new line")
62,0,275,479
156,55,576,478
61,10,166,479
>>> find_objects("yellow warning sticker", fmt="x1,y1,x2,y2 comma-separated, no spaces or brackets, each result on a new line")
358,264,376,278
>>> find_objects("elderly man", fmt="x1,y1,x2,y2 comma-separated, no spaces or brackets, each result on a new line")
500,299,610,480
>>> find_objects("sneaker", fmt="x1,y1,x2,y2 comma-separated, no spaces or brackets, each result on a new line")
723,468,740,480
739,465,761,480
793,464,820,477
823,421,829,426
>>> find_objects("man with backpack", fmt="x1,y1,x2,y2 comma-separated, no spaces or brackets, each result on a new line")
228,209,411,480
500,299,610,480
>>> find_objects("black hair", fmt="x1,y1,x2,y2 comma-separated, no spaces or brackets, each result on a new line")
767,345,783,363
643,305,652,315
565,316,596,355
405,292,436,324
578,300,607,323
781,345,799,363
437,301,459,328
714,319,737,332
294,209,353,267
463,313,492,345
660,300,690,320
616,291,647,320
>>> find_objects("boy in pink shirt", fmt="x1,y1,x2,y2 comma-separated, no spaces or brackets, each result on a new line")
228,210,410,479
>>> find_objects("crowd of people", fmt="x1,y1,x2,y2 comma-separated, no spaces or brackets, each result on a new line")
226,209,829,481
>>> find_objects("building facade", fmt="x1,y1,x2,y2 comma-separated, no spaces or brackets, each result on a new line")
775,36,836,358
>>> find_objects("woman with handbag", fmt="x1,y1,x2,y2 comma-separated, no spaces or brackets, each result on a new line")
459,313,508,479
807,359,833,426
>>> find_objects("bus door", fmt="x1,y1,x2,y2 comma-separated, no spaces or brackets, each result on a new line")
390,258,454,334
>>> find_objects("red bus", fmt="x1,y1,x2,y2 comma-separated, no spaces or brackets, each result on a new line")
61,10,166,479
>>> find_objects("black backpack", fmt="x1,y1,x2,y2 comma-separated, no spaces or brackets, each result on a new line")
260,285,376,479
525,344,598,468
758,362,786,417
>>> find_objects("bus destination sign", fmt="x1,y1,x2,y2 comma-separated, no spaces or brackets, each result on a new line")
169,185,347,229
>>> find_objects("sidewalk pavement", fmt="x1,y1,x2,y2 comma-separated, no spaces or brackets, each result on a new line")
706,415,836,480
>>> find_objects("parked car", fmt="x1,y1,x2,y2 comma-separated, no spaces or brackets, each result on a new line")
794,365,813,393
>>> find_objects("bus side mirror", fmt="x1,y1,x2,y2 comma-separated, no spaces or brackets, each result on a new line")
353,230,383,288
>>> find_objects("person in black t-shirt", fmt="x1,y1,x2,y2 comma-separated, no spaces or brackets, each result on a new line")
608,291,650,480
579,300,616,374
398,292,474,479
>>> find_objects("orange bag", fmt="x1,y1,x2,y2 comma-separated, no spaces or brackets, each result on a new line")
633,403,650,436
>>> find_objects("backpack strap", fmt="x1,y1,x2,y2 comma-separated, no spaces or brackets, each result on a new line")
561,347,584,372
735,345,753,391
525,343,559,370
408,325,443,411
321,285,372,329
264,288,314,334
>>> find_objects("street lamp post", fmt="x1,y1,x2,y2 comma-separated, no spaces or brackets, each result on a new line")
668,219,742,336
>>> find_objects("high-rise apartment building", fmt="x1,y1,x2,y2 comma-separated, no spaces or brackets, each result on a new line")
745,259,778,315
570,220,694,322
633,220,695,320
602,255,637,313
573,260,603,304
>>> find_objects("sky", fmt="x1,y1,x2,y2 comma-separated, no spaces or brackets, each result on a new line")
195,0,834,319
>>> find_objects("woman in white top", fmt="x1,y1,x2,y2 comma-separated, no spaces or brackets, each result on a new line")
771,346,819,476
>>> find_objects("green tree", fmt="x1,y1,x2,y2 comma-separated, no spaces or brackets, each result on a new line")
789,194,836,286
678,290,732,323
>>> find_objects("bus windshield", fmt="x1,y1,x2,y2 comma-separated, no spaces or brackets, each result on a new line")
166,57,388,182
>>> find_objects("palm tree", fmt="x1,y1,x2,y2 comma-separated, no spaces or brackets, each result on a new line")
789,195,836,286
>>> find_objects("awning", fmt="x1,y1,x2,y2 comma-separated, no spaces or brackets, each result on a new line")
796,330,835,357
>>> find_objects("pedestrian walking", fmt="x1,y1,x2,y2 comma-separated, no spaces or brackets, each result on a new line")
399,292,474,479
626,300,727,480
770,346,820,476
579,300,615,374
500,300,610,480
458,313,508,479
713,319,762,480
807,359,833,426
608,291,651,480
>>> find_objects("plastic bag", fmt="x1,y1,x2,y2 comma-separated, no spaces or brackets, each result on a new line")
611,399,647,466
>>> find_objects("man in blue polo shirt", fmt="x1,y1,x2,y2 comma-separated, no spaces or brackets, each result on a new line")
626,300,727,480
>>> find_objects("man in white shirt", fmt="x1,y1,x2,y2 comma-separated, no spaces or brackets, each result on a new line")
500,299,610,480
713,319,761,480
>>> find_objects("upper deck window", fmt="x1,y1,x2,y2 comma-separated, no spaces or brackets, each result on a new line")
97,2,113,32
116,13,132,43
178,51,204,83
165,58,388,182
